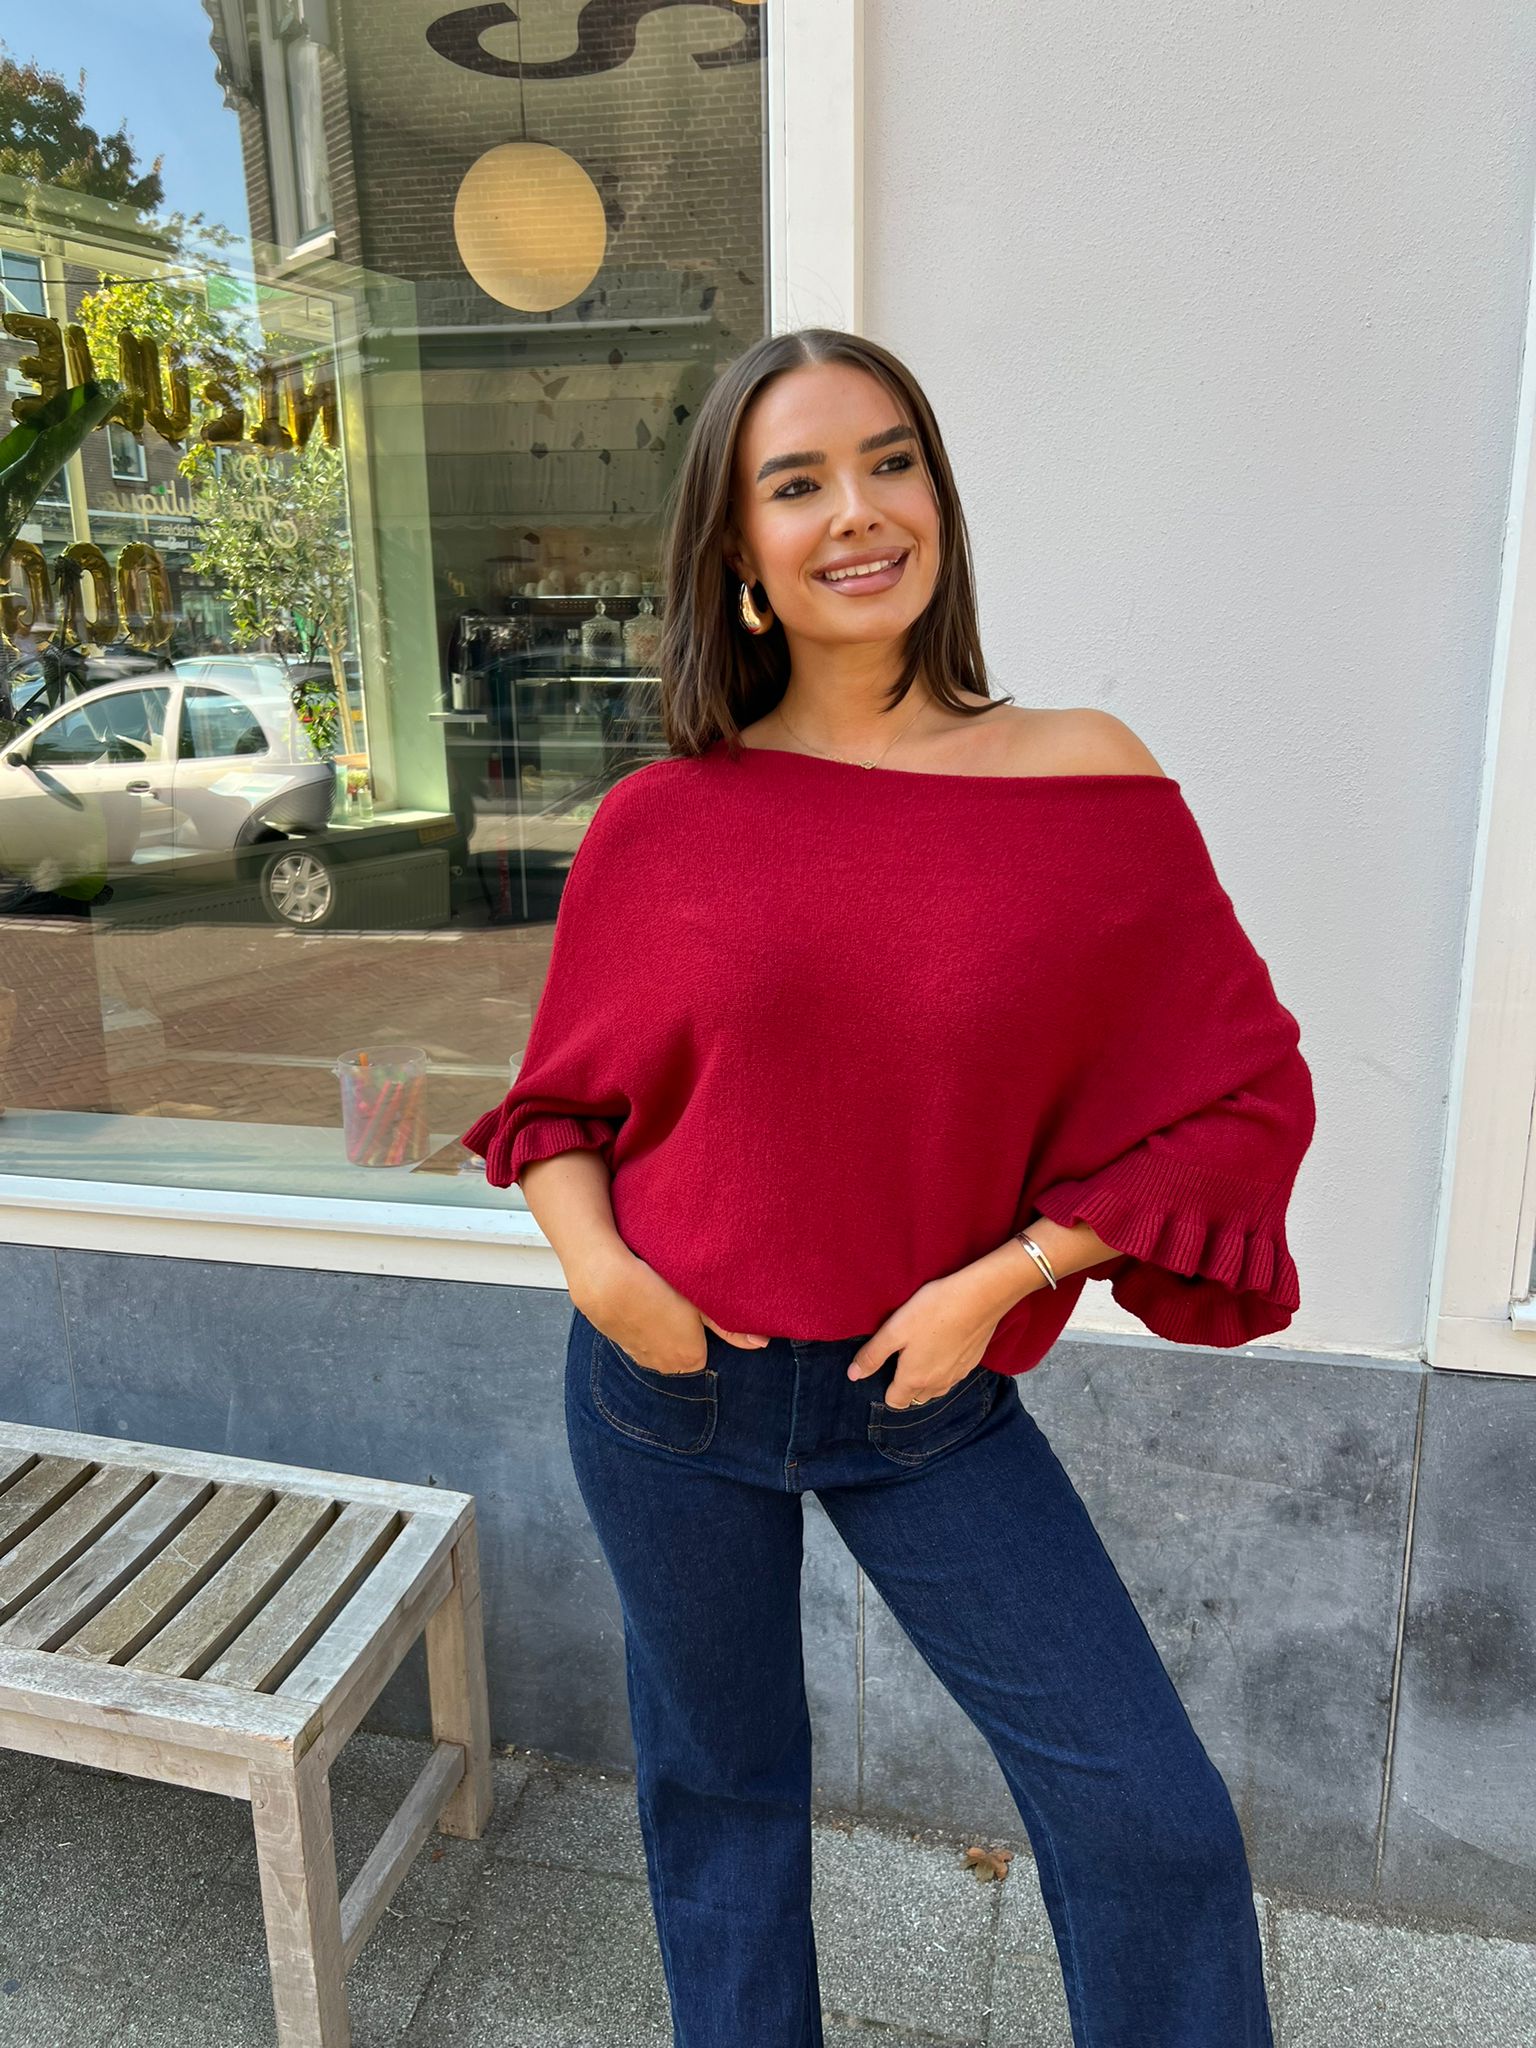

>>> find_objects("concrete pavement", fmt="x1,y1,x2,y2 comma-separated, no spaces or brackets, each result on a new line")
0,1729,1532,2046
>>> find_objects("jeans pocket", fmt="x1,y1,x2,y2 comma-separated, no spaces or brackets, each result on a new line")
589,1325,719,1453
868,1362,1001,1467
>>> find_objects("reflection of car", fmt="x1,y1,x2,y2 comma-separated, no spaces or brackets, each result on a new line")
0,671,341,926
1,648,173,728
177,655,363,735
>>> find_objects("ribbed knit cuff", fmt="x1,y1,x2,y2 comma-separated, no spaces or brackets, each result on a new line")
460,1106,616,1189
1032,1149,1300,1348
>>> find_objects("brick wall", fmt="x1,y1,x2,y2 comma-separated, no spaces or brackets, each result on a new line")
335,0,765,340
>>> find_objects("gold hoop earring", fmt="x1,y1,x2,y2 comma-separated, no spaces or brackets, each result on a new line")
738,579,774,635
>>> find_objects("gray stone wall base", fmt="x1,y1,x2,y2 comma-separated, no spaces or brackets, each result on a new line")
4,1242,1530,1941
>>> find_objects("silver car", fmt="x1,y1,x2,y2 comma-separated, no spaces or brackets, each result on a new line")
0,665,338,922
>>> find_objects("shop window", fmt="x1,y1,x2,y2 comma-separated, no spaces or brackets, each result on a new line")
0,4,770,1214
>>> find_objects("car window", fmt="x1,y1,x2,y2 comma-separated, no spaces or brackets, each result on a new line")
28,704,109,765
200,662,269,690
29,687,172,767
178,686,270,760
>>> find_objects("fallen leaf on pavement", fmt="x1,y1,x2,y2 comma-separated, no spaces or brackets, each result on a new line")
963,1844,1015,1883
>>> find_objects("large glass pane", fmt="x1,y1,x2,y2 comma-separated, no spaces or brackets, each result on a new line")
0,4,768,1204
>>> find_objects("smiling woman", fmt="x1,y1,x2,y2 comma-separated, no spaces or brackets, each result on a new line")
461,324,1307,2048
655,329,1005,760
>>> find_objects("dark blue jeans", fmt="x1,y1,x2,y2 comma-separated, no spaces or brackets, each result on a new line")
564,1305,1274,2048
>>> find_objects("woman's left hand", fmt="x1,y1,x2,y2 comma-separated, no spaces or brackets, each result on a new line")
845,1274,1008,1408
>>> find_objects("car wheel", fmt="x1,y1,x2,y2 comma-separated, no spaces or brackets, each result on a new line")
260,843,338,928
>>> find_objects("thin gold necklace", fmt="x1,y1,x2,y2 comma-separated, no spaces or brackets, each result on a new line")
774,695,931,769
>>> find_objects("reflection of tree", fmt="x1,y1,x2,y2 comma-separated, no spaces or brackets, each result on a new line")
75,248,258,419
0,382,120,740
0,48,164,212
189,444,356,757
74,274,359,759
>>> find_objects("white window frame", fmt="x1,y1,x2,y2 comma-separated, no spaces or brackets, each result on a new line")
1428,174,1536,1379
107,421,148,482
0,0,864,1288
253,0,335,256
0,247,46,318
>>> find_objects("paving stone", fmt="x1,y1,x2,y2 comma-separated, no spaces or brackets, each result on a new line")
989,1849,1074,2048
218,1728,511,1930
0,1734,512,2048
490,1755,649,1881
1273,1903,1536,2047
109,1874,467,2048
988,1863,1279,2048
821,2032,976,2046
398,1857,673,2047
810,1819,996,2039
3,1734,1535,2047
0,1758,248,2047
0,1746,50,1827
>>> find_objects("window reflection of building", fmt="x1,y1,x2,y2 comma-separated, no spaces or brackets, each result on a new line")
0,247,45,317
253,0,336,249
107,423,149,483
220,0,766,928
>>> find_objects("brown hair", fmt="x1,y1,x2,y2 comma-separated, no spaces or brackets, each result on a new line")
656,326,1003,758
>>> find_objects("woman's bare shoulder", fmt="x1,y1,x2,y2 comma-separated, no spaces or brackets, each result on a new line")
1003,705,1168,779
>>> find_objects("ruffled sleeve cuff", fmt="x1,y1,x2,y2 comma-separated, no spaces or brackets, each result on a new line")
1031,1150,1301,1348
460,1103,618,1190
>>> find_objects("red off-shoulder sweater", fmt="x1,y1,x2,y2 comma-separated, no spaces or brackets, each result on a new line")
461,739,1316,1377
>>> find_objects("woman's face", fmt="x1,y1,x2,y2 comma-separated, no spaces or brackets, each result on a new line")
726,361,941,648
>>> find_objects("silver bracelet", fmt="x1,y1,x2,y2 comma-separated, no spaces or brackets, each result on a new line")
1013,1229,1059,1290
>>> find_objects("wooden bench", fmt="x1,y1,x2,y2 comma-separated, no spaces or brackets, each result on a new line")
0,1419,494,2047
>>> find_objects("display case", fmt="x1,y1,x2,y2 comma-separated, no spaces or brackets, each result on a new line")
437,591,668,924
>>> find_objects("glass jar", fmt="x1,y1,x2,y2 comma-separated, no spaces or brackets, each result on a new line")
580,597,623,668
623,594,663,671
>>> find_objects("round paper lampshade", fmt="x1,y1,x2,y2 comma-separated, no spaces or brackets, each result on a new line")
452,142,608,312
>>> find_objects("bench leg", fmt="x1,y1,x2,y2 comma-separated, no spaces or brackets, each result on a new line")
249,1754,351,2048
424,1515,494,1839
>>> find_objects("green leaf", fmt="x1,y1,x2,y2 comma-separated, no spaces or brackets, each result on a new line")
0,381,122,556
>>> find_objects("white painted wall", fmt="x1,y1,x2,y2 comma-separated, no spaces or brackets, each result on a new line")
854,0,1536,1360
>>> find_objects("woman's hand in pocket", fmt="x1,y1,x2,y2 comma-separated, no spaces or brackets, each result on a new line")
843,1272,1003,1407
575,1246,771,1374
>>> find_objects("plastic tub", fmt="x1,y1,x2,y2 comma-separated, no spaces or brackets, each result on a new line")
333,1043,430,1167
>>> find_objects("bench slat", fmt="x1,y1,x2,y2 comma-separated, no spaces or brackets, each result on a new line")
0,1644,311,1756
0,1452,37,1496
128,1493,336,1680
0,1422,471,1528
0,1458,94,1557
276,1513,459,1714
203,1504,402,1693
0,1473,213,1651
0,1466,155,1623
57,1483,275,1666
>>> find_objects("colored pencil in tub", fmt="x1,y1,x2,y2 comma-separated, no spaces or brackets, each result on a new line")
384,1075,425,1165
385,1077,418,1165
359,1077,401,1164
349,1064,389,1160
